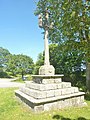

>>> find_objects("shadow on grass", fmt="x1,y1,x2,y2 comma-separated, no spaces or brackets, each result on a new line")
52,115,88,120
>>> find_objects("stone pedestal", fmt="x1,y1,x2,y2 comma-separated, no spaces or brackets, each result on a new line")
39,65,55,75
15,75,86,112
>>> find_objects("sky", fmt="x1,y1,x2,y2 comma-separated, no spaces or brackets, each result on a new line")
0,0,44,62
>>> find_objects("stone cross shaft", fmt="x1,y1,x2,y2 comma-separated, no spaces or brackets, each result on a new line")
44,11,50,65
38,10,55,75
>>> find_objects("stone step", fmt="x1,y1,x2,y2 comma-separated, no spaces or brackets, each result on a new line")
20,86,79,99
32,75,63,84
15,89,85,108
15,74,87,112
25,81,71,91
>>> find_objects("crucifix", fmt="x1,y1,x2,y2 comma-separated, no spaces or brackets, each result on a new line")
38,9,55,75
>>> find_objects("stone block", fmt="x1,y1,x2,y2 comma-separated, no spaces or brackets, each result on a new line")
70,87,75,94
46,90,55,98
39,65,55,75
61,88,74,95
61,88,68,95
54,89,62,96
57,83,62,89
75,97,81,105
44,102,58,111
62,82,71,88
45,84,57,90
54,78,62,83
42,79,55,84
25,82,46,91
33,78,42,84
61,99,70,108
34,105,44,112
57,101,62,109
26,82,58,91
71,97,77,106
80,96,84,103
31,90,47,99
73,87,79,93
20,87,47,99
74,87,79,93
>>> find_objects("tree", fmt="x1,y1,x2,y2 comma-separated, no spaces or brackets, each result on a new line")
35,43,85,86
35,0,90,91
15,54,34,78
49,43,85,87
6,54,18,76
0,47,10,77
6,54,34,78
0,47,10,68
34,53,44,74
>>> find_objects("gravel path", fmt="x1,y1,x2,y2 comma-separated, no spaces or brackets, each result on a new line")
0,78,25,88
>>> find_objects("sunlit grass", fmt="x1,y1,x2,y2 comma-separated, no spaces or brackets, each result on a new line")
0,88,90,120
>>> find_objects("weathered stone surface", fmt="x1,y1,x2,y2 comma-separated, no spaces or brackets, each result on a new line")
61,99,70,108
42,79,55,84
15,75,86,112
26,82,58,91
45,84,57,90
32,75,63,84
62,82,71,88
39,65,55,75
25,82,46,91
20,87,47,99
15,89,86,112
54,78,62,83
15,90,85,104
34,105,44,112
46,90,55,98
80,96,84,103
61,88,71,95
57,83,62,89
44,102,58,111
73,87,79,93
54,89,62,96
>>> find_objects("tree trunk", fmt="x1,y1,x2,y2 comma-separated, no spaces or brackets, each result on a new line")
86,62,90,91
22,71,24,79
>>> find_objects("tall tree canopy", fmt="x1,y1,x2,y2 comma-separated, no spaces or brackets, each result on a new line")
6,54,34,78
0,47,34,78
0,47,10,69
35,0,90,90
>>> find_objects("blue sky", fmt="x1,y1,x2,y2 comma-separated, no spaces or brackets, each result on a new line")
0,0,44,62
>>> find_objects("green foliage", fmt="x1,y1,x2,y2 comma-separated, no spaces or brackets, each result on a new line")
35,43,86,89
0,47,34,78
0,47,10,56
36,0,90,61
5,54,18,76
35,0,90,90
33,53,44,74
0,88,90,120
49,43,86,87
0,70,9,78
6,54,34,78
0,47,11,78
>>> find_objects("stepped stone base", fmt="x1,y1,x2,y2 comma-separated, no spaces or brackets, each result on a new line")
15,75,86,112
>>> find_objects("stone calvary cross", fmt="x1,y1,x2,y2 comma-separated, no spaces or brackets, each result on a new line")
38,10,55,75
15,9,86,112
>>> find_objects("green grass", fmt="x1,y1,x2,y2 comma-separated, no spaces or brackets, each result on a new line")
0,88,90,120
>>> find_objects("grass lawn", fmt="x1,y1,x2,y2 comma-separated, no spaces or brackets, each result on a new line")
0,88,90,120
